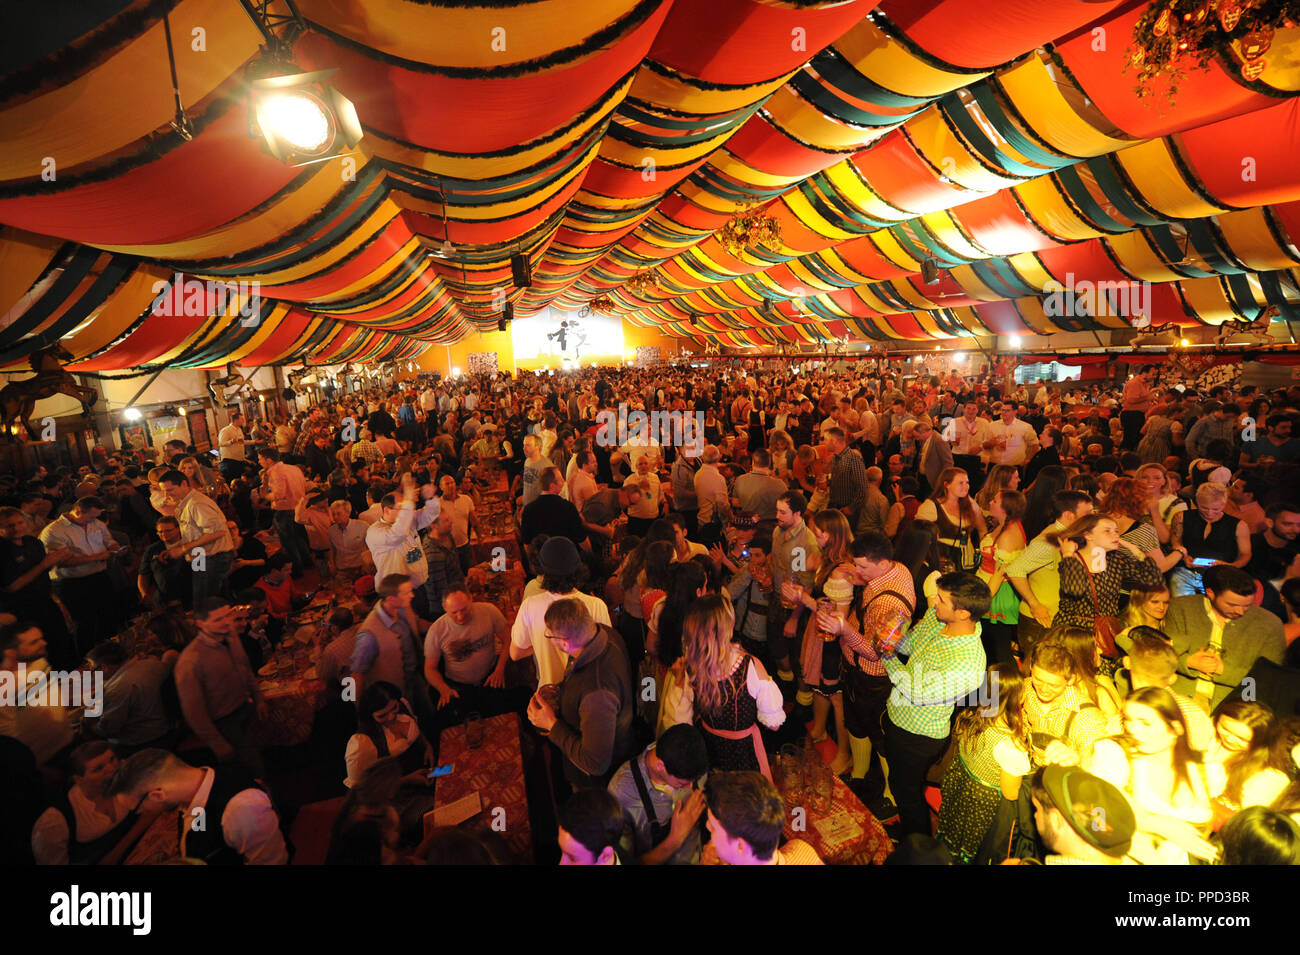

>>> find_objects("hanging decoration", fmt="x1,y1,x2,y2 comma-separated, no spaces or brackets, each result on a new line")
1126,0,1300,100
579,295,619,318
717,203,783,257
625,269,662,297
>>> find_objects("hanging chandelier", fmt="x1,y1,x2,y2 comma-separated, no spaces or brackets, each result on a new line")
625,269,662,297
579,295,618,317
718,203,782,257
1126,0,1299,100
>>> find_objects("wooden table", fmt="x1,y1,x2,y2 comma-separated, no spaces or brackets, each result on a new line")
434,712,533,864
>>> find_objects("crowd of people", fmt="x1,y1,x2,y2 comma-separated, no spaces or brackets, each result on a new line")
3,355,1300,866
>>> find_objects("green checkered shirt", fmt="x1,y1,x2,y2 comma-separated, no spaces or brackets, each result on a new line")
883,608,986,739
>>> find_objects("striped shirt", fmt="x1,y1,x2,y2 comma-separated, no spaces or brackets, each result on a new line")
883,608,986,739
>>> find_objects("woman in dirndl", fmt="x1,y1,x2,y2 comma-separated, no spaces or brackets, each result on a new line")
936,664,1031,864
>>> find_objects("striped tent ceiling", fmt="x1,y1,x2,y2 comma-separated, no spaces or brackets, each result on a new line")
2,0,1300,370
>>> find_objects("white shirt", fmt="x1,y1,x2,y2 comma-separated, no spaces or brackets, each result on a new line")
440,494,475,547
663,655,786,731
510,590,611,687
987,418,1038,466
179,767,287,865
344,716,419,788
946,415,991,457
217,424,246,462
174,489,234,556
32,788,135,865
365,498,440,585
39,514,112,579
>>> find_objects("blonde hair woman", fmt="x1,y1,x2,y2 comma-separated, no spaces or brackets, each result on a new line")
668,594,786,779
768,429,795,481
1091,687,1216,864
1169,481,1251,597
793,509,856,774
179,456,226,499
1120,582,1171,634
974,464,1020,514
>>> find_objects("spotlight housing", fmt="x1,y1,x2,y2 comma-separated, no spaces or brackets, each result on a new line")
510,253,532,288
249,69,362,167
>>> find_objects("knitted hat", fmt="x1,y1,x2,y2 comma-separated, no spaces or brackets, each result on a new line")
823,575,855,605
537,536,582,577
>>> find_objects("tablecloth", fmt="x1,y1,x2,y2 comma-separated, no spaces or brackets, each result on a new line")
435,712,533,863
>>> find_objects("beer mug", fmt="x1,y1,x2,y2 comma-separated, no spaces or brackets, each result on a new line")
817,598,838,642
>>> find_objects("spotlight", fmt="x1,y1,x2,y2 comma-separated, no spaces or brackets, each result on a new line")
761,300,778,320
1009,334,1022,349
921,259,941,285
249,70,362,167
689,313,699,327
510,253,532,288
427,239,455,259
124,408,142,422
178,406,188,416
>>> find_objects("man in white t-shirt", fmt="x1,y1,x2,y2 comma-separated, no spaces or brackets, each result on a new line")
217,411,248,481
437,474,479,573
510,537,611,687
984,405,1039,468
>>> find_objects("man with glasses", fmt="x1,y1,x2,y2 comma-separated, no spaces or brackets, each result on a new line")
525,597,634,789
1022,640,1108,770
138,516,193,611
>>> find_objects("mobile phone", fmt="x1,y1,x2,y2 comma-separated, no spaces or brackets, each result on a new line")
1190,557,1217,568
427,764,453,779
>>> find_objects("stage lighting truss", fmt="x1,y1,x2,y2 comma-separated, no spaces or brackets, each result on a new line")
249,70,362,166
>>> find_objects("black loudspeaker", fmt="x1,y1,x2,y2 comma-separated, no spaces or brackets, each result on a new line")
921,259,941,285
689,313,698,326
498,317,507,332
281,388,295,401
511,253,532,288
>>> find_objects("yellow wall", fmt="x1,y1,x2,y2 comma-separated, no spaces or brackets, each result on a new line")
415,320,687,377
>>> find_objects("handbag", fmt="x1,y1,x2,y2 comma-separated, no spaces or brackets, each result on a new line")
956,518,980,573
1077,554,1121,657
